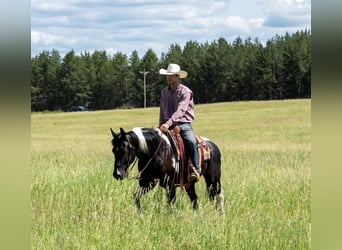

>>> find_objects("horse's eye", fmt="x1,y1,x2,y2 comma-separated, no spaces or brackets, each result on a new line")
121,142,130,151
121,145,128,152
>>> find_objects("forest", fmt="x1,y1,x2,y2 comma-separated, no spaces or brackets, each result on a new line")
31,30,311,112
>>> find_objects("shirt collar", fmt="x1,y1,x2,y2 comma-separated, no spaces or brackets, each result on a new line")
168,82,180,91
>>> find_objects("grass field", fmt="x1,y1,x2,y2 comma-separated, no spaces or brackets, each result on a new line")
31,99,311,249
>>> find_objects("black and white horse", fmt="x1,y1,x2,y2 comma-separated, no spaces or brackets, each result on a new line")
110,127,224,211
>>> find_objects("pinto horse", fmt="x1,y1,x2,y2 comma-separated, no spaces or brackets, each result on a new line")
110,127,224,211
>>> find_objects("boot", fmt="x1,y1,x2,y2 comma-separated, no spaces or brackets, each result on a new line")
190,166,200,182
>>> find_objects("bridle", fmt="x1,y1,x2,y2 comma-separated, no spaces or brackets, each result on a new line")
125,132,164,180
123,134,138,177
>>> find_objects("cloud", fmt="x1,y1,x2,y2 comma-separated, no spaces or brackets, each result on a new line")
261,0,311,27
219,16,264,34
31,0,311,57
31,31,61,45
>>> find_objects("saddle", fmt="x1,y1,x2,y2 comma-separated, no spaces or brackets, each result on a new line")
167,126,211,191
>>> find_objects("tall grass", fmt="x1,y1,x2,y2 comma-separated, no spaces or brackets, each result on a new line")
31,99,311,249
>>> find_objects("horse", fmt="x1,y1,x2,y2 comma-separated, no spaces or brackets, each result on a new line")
110,127,224,211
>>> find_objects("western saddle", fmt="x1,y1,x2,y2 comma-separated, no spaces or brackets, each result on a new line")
166,126,211,190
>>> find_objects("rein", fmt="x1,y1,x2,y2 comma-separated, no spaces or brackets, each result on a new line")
128,157,138,174
130,132,164,180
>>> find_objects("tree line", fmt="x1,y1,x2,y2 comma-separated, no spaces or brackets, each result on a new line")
31,30,311,112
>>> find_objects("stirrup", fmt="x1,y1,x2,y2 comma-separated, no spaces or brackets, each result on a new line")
190,171,200,182
192,167,200,176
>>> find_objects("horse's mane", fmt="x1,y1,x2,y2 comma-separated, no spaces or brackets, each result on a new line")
130,127,166,156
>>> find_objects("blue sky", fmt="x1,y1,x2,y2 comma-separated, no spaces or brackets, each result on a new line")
31,0,311,58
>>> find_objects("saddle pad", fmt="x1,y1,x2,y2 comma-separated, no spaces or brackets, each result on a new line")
196,135,211,161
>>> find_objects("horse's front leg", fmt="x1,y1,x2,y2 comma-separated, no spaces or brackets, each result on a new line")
163,174,176,206
167,185,176,206
133,181,157,211
133,186,144,211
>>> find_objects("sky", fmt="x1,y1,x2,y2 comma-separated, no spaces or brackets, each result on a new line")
31,0,311,58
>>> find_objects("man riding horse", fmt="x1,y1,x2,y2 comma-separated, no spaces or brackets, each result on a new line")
110,63,224,211
159,63,200,183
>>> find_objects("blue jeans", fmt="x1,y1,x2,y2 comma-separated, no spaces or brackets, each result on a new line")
177,123,199,171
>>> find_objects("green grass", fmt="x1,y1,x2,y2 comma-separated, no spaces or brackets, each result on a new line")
31,99,311,249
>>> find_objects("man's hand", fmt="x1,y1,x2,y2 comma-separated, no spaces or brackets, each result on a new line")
160,123,169,132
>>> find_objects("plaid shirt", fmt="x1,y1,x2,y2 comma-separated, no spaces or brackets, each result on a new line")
159,82,195,126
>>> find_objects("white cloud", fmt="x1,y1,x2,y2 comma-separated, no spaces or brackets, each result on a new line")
31,1,76,14
31,30,61,45
224,16,255,33
31,0,311,57
261,0,311,27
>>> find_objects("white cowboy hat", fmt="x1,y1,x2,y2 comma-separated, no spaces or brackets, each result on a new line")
159,63,188,78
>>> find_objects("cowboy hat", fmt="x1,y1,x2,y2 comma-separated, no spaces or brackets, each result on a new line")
159,63,188,78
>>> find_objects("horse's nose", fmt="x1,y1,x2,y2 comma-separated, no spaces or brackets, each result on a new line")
113,169,122,180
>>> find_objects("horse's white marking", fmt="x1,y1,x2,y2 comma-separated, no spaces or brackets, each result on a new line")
134,127,177,170
132,127,149,154
216,190,225,212
154,128,177,170
173,157,178,173
154,128,171,147
200,136,210,141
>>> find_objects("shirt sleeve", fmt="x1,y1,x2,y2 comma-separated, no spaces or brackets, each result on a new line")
159,89,165,125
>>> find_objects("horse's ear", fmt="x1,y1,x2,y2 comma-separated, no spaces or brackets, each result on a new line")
120,127,126,136
110,128,118,137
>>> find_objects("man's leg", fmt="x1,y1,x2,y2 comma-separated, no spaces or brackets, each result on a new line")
178,123,200,181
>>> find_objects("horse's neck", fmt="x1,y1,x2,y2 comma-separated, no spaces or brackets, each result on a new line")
131,128,169,158
126,132,139,153
127,132,147,158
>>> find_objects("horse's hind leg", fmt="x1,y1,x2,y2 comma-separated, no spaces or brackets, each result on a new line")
208,182,224,211
204,175,224,212
215,188,224,212
186,184,198,210
204,142,224,211
206,179,221,200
